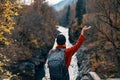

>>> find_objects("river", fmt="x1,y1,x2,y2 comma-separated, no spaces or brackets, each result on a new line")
44,25,78,80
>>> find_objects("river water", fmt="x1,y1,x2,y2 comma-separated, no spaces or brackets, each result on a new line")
45,26,78,80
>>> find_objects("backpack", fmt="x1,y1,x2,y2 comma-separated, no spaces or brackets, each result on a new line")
48,48,69,80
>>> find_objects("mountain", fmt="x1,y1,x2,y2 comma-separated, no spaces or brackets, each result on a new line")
52,0,77,11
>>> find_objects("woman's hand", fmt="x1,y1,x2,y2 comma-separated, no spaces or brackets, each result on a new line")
81,26,91,35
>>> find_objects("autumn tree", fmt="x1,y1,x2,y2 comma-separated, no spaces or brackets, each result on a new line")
92,0,120,75
0,0,57,79
68,0,119,78
10,1,57,79
83,0,120,78
0,0,22,44
0,0,22,79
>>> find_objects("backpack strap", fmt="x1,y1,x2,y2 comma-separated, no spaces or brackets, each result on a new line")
48,49,53,54
49,48,66,54
48,49,56,54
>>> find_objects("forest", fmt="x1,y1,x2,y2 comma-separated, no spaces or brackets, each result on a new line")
69,0,120,79
0,0,57,80
0,0,120,80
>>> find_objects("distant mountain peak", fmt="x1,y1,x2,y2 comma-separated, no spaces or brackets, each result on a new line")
52,0,77,11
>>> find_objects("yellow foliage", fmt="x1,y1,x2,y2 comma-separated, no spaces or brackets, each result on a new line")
31,39,39,48
0,53,12,79
15,12,19,16
0,61,4,66
0,0,22,45
0,0,22,79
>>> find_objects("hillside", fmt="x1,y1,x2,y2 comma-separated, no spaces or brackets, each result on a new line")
0,1,57,80
69,0,120,79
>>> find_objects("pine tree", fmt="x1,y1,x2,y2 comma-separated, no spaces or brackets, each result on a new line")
65,5,71,26
75,0,86,25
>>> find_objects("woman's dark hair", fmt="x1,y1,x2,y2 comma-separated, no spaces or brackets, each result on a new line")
56,34,66,45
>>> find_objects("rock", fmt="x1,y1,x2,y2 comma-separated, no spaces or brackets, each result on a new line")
76,48,91,79
9,48,49,80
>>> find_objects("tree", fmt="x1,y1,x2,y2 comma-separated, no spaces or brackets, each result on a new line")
65,5,71,26
0,0,22,45
75,0,86,25
84,0,120,78
10,1,57,80
0,0,57,79
92,0,120,74
0,0,22,79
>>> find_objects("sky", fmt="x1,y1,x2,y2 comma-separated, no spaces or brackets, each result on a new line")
20,0,34,5
20,0,63,6
45,0,63,5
